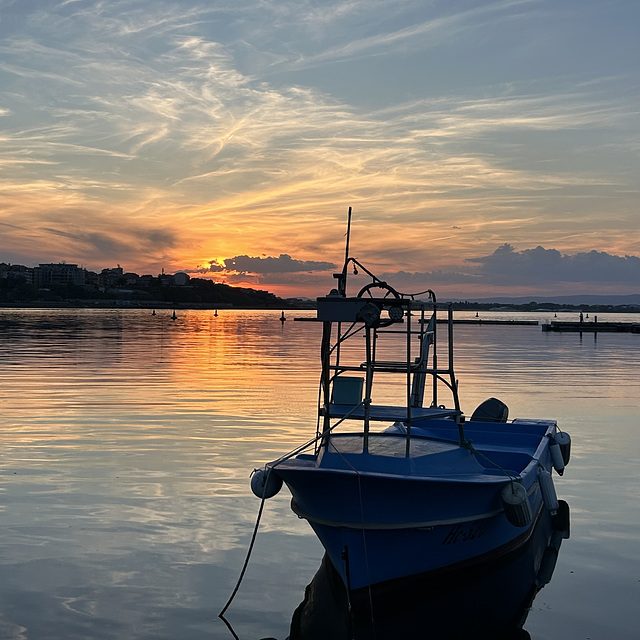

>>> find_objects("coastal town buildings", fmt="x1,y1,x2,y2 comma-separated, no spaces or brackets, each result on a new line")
0,262,190,289
0,260,281,308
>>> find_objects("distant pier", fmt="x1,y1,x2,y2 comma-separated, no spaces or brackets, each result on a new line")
437,319,539,326
296,317,540,325
542,321,640,333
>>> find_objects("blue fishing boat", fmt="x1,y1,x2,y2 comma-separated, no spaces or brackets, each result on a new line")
249,214,571,595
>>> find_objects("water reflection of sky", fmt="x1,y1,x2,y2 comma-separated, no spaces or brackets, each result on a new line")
0,308,638,639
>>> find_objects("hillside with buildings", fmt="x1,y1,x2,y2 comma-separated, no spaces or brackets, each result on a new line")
0,262,289,308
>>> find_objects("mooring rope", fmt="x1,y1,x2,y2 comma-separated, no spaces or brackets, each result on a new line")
218,413,357,618
326,438,378,638
461,438,519,482
218,490,268,619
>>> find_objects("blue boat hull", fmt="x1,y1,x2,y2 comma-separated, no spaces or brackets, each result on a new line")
305,497,543,590
271,420,559,591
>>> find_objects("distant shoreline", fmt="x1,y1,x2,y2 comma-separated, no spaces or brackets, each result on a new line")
0,301,637,313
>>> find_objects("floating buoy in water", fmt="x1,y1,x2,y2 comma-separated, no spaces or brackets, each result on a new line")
554,430,571,465
501,482,532,527
280,311,286,323
549,440,565,475
250,467,283,499
538,469,559,514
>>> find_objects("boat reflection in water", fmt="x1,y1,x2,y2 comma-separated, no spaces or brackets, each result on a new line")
288,500,569,640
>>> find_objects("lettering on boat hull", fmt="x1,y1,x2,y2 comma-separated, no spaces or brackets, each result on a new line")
441,519,490,545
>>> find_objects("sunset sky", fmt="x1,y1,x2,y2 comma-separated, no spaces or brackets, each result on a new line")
1,0,638,300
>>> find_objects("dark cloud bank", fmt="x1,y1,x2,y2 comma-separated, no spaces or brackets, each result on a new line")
183,245,639,301
188,254,336,275
196,245,637,282
466,244,639,286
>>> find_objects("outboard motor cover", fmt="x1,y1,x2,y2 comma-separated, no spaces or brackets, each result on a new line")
471,397,509,422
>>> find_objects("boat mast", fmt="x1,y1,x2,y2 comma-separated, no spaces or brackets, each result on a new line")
322,207,353,436
344,206,352,268
337,206,352,297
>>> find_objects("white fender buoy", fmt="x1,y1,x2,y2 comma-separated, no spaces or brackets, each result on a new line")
501,482,532,527
549,441,565,476
538,469,559,514
250,467,283,499
554,431,571,466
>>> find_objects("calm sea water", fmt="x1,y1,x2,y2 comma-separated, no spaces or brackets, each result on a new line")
0,308,638,640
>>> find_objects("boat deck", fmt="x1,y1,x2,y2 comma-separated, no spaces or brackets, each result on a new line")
327,433,458,458
316,432,535,480
311,422,549,480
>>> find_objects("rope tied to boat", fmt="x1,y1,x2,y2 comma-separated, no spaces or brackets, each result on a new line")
325,437,378,638
462,438,520,482
219,407,367,619
218,483,268,620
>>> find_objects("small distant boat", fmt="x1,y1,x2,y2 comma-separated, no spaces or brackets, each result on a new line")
171,309,177,320
249,212,571,596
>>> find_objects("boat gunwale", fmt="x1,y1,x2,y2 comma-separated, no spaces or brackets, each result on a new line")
276,464,516,484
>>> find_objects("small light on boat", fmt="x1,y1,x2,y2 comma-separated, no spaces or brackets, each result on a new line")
538,469,559,515
549,441,565,475
388,305,404,321
554,430,571,465
500,482,532,527
250,468,283,499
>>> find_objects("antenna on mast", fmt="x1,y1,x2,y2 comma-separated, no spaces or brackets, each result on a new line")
335,207,352,296
344,206,352,266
